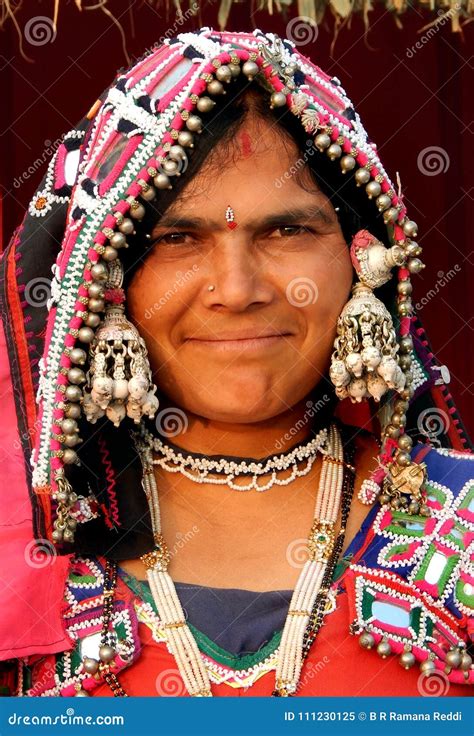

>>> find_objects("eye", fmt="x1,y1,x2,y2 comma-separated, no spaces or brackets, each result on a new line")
267,225,314,238
151,231,194,246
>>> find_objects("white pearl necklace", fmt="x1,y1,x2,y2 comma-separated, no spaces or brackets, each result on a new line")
141,426,329,491
132,422,345,697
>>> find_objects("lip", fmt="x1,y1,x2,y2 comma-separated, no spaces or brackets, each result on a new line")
185,332,292,351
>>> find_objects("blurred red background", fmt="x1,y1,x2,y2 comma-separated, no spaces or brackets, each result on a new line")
0,2,472,435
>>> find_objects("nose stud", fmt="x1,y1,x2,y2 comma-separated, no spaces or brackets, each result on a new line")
208,284,215,292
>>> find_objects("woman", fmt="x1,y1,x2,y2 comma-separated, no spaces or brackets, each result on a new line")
0,28,472,698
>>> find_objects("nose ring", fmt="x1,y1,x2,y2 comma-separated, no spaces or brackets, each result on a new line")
208,284,215,292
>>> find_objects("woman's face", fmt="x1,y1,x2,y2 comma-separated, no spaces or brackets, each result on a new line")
127,116,353,423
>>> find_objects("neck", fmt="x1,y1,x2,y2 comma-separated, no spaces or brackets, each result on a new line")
150,386,335,459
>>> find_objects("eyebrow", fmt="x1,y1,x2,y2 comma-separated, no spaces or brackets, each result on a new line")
151,205,337,236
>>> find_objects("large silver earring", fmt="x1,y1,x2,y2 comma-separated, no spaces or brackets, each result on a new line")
83,259,159,427
329,230,406,404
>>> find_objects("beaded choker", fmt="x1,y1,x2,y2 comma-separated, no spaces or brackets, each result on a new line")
141,425,331,491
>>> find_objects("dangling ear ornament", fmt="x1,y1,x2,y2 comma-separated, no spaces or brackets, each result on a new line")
83,260,159,427
330,230,406,403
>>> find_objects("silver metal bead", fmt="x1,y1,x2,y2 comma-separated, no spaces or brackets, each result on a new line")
377,639,392,658
65,403,82,419
397,280,412,296
169,145,186,160
99,645,116,662
376,194,391,211
207,79,225,96
383,207,399,223
63,528,75,543
88,298,105,313
403,219,418,237
446,648,462,669
141,185,156,202
90,263,108,281
408,257,425,274
61,418,78,435
87,283,104,299
84,312,101,328
420,658,436,674
52,529,63,543
270,91,287,108
177,130,194,148
102,246,118,262
385,425,400,439
461,652,472,671
397,451,411,466
228,63,241,77
83,657,100,675
326,143,342,160
65,385,83,402
242,60,259,79
110,232,127,249
67,368,86,385
130,202,146,219
154,173,172,189
162,159,179,176
340,155,356,172
197,97,216,114
70,348,87,365
64,434,81,448
77,327,95,344
398,434,413,451
62,448,78,465
392,413,407,428
366,181,382,199
355,168,371,186
186,115,203,132
399,336,413,353
216,65,232,82
118,217,134,235
359,631,375,649
74,688,90,697
399,651,416,669
398,302,412,317
314,133,331,151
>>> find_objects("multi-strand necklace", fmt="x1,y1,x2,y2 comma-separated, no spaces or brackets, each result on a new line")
84,422,356,697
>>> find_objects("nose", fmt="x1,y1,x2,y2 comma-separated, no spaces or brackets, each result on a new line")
203,238,274,312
